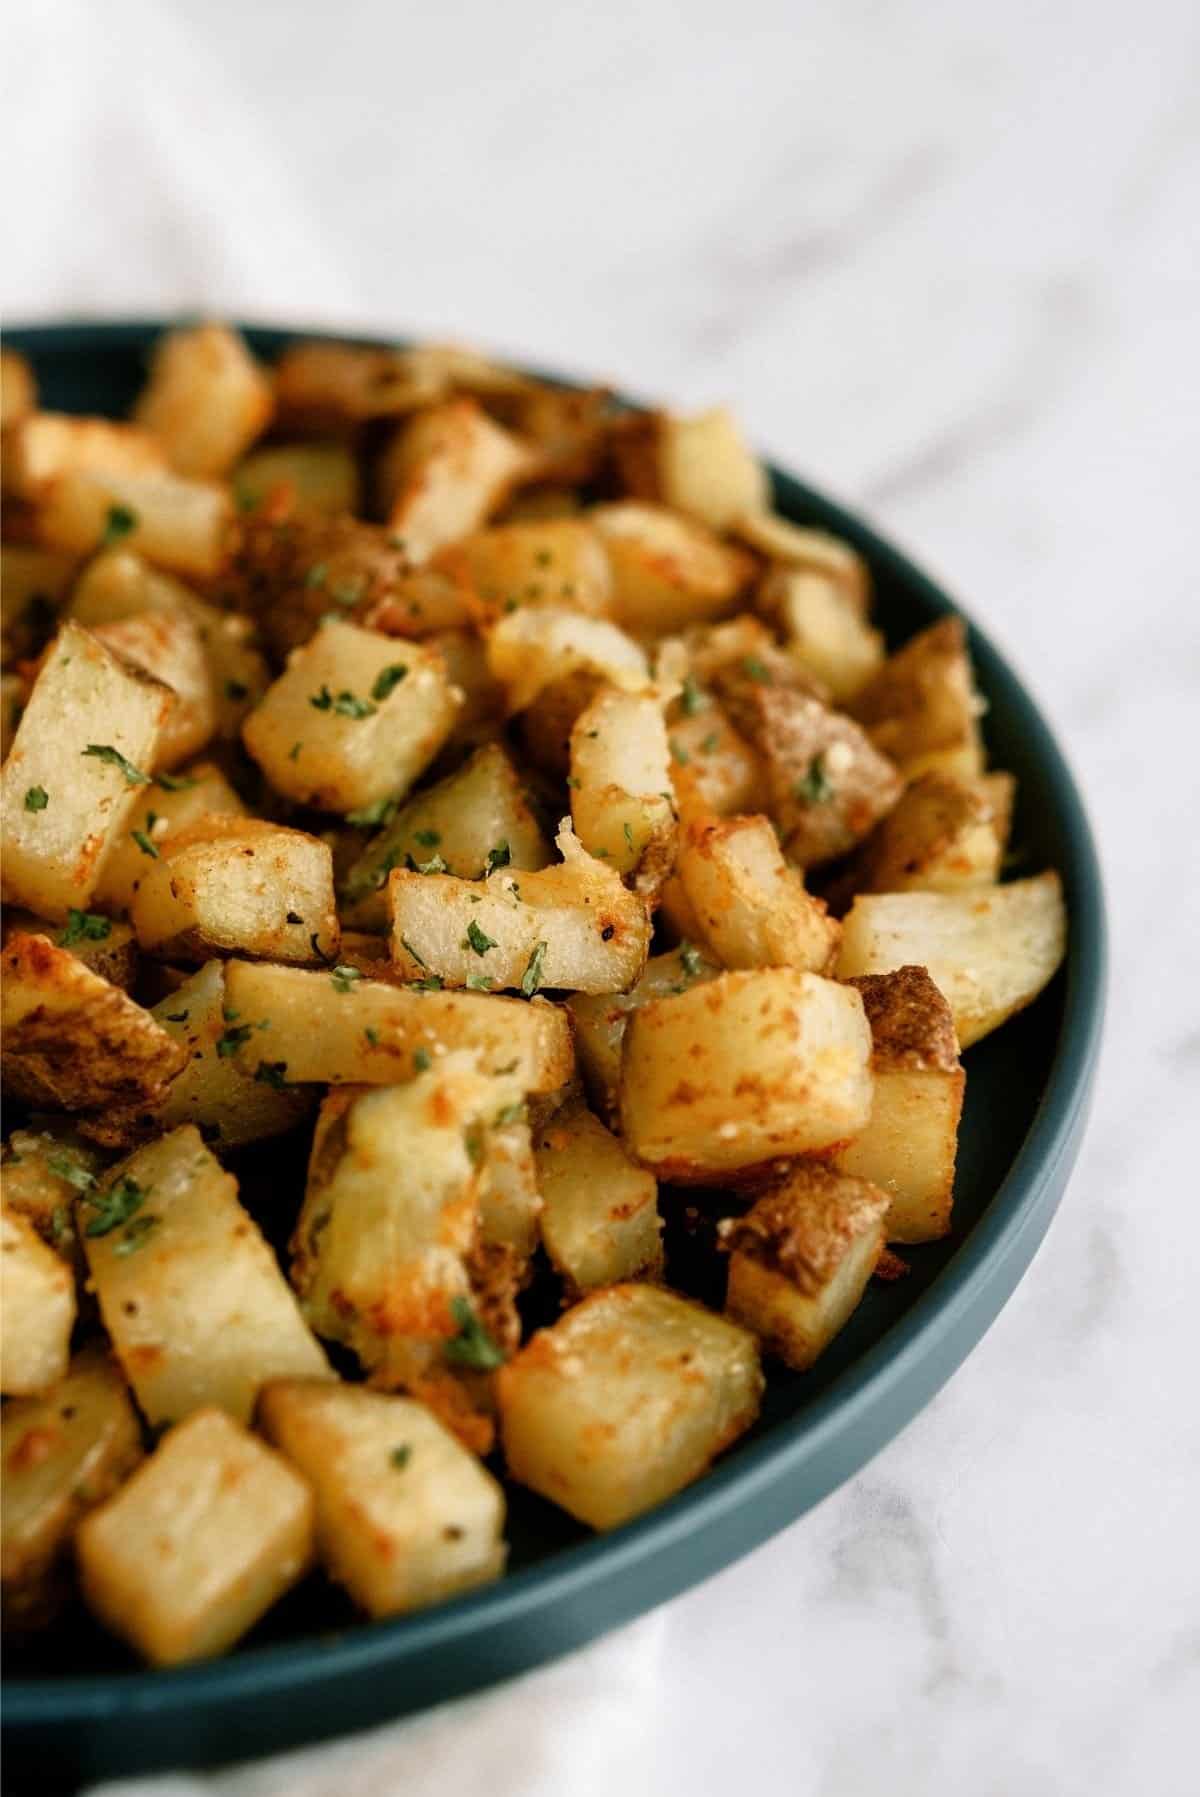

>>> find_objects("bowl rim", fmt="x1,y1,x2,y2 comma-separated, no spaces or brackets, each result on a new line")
2,318,1107,1728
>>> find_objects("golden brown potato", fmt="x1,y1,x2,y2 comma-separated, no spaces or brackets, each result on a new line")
4,413,166,502
479,1121,542,1260
665,699,766,825
848,616,985,779
134,322,274,477
486,605,649,713
848,771,1009,895
731,513,870,613
230,511,421,655
675,814,840,973
835,967,964,1242
615,408,769,531
568,684,676,885
0,931,188,1111
259,1381,506,1617
272,338,499,430
619,968,873,1180
721,1164,889,1369
535,1102,662,1296
591,501,755,634
130,816,339,965
759,565,884,702
1,348,37,429
567,942,720,1123
435,517,614,624
91,609,217,770
498,1285,762,1529
234,440,361,517
1,621,172,919
0,1127,104,1260
36,467,234,579
1,1206,76,1397
383,399,534,563
76,1408,314,1665
1,908,139,991
93,761,246,916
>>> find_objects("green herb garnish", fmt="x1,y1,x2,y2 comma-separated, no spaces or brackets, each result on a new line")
465,972,493,991
216,1024,254,1058
23,785,48,812
669,739,690,766
60,909,111,947
680,675,707,716
414,828,441,847
330,964,363,994
82,744,149,786
679,940,703,979
520,940,548,998
444,1296,504,1371
793,751,833,804
390,1445,412,1469
371,664,408,701
154,771,198,792
742,655,772,683
463,920,497,957
413,1046,431,1071
304,562,328,590
346,797,398,829
84,1176,146,1238
254,1060,289,1089
101,504,138,547
113,1214,159,1257
310,686,376,719
132,829,159,859
47,1151,96,1194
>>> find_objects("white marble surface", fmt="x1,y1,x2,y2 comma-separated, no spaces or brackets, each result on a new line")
6,1,1199,1792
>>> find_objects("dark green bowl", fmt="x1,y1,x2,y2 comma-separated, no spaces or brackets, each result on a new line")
2,322,1106,1791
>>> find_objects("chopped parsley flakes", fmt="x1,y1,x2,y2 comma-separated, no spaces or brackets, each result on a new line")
520,940,548,997
309,685,376,719
132,828,159,859
23,785,48,812
83,1176,146,1238
371,664,408,701
60,909,111,947
444,1297,504,1371
82,744,150,786
346,796,398,829
793,751,834,804
330,964,364,993
216,1024,254,1058
101,504,138,547
463,920,497,957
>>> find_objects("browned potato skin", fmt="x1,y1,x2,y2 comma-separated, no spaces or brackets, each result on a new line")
1,910,139,991
1,932,188,1111
847,616,984,778
230,512,418,656
848,771,1007,895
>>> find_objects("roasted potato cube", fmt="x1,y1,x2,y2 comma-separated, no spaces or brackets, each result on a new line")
0,1128,103,1258
2,544,77,665
93,761,246,915
242,619,459,814
498,1284,762,1529
535,1103,662,1296
1,932,188,1111
1,621,172,919
1,1207,76,1397
487,605,649,713
130,815,339,964
4,413,165,501
721,1165,888,1369
848,617,985,779
836,873,1067,1048
591,501,754,634
1,347,36,428
92,608,217,770
617,408,768,531
569,685,676,884
224,958,572,1093
259,1381,506,1616
479,1121,542,1260
342,742,551,928
231,512,420,655
731,514,870,613
389,827,650,995
82,1126,329,1425
1,1345,142,1628
384,399,534,563
850,771,1009,894
620,969,873,1179
675,814,840,973
272,339,445,428
356,567,476,640
666,700,765,824
567,942,719,1123
435,517,613,624
36,467,233,578
760,566,884,702
76,1408,314,1666
720,682,902,867
1,908,139,990
134,323,274,477
234,440,359,518
835,967,964,1241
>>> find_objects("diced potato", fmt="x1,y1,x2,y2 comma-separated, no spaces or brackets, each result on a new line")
81,960,315,1151
616,408,768,531
675,814,840,973
487,605,649,713
341,742,551,928
591,501,754,634
493,382,612,486
535,1103,662,1296
232,512,418,656
620,969,873,1179
760,566,884,702
259,1381,506,1616
384,399,534,563
134,323,274,477
567,943,719,1123
389,826,650,995
569,685,676,884
93,761,246,915
1,1207,76,1396
424,627,508,749
731,514,870,613
835,967,964,1242
272,339,446,428
720,1165,888,1369
224,959,573,1093
836,873,1067,1049
1,908,139,990
848,617,985,779
435,518,613,624
666,700,765,824
92,609,217,769
1,1345,142,1628
719,681,902,867
0,1128,103,1259
130,816,339,965
850,771,1008,895
76,1408,314,1665
498,1284,762,1529
356,568,476,640
4,413,166,501
1,931,188,1110
683,612,807,685
36,467,234,578
1,347,36,428
82,1126,329,1425
479,1121,542,1260
242,619,459,814
235,440,361,518
1,621,172,919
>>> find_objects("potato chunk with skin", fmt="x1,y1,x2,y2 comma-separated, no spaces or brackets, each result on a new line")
436,517,614,624
1,1207,76,1397
76,1408,314,1666
591,501,755,635
620,969,873,1180
1,621,172,919
384,398,534,564
850,771,1009,895
131,816,339,965
499,1284,762,1529
82,1127,330,1426
835,967,964,1242
134,322,274,477
567,942,719,1124
36,467,233,579
676,814,840,973
0,1129,103,1260
1,932,188,1111
836,873,1068,1049
848,616,985,780
487,605,649,713
93,762,246,915
731,514,870,613
224,959,572,1093
617,408,769,532
242,619,460,814
1,1346,142,1628
536,1103,662,1296
569,685,676,885
720,1165,888,1370
666,700,765,825
389,827,651,995
1,908,139,991
3,412,166,501
259,1382,506,1617
92,609,217,770
760,566,884,703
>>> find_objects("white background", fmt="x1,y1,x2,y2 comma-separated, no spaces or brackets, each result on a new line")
5,2,1199,1793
